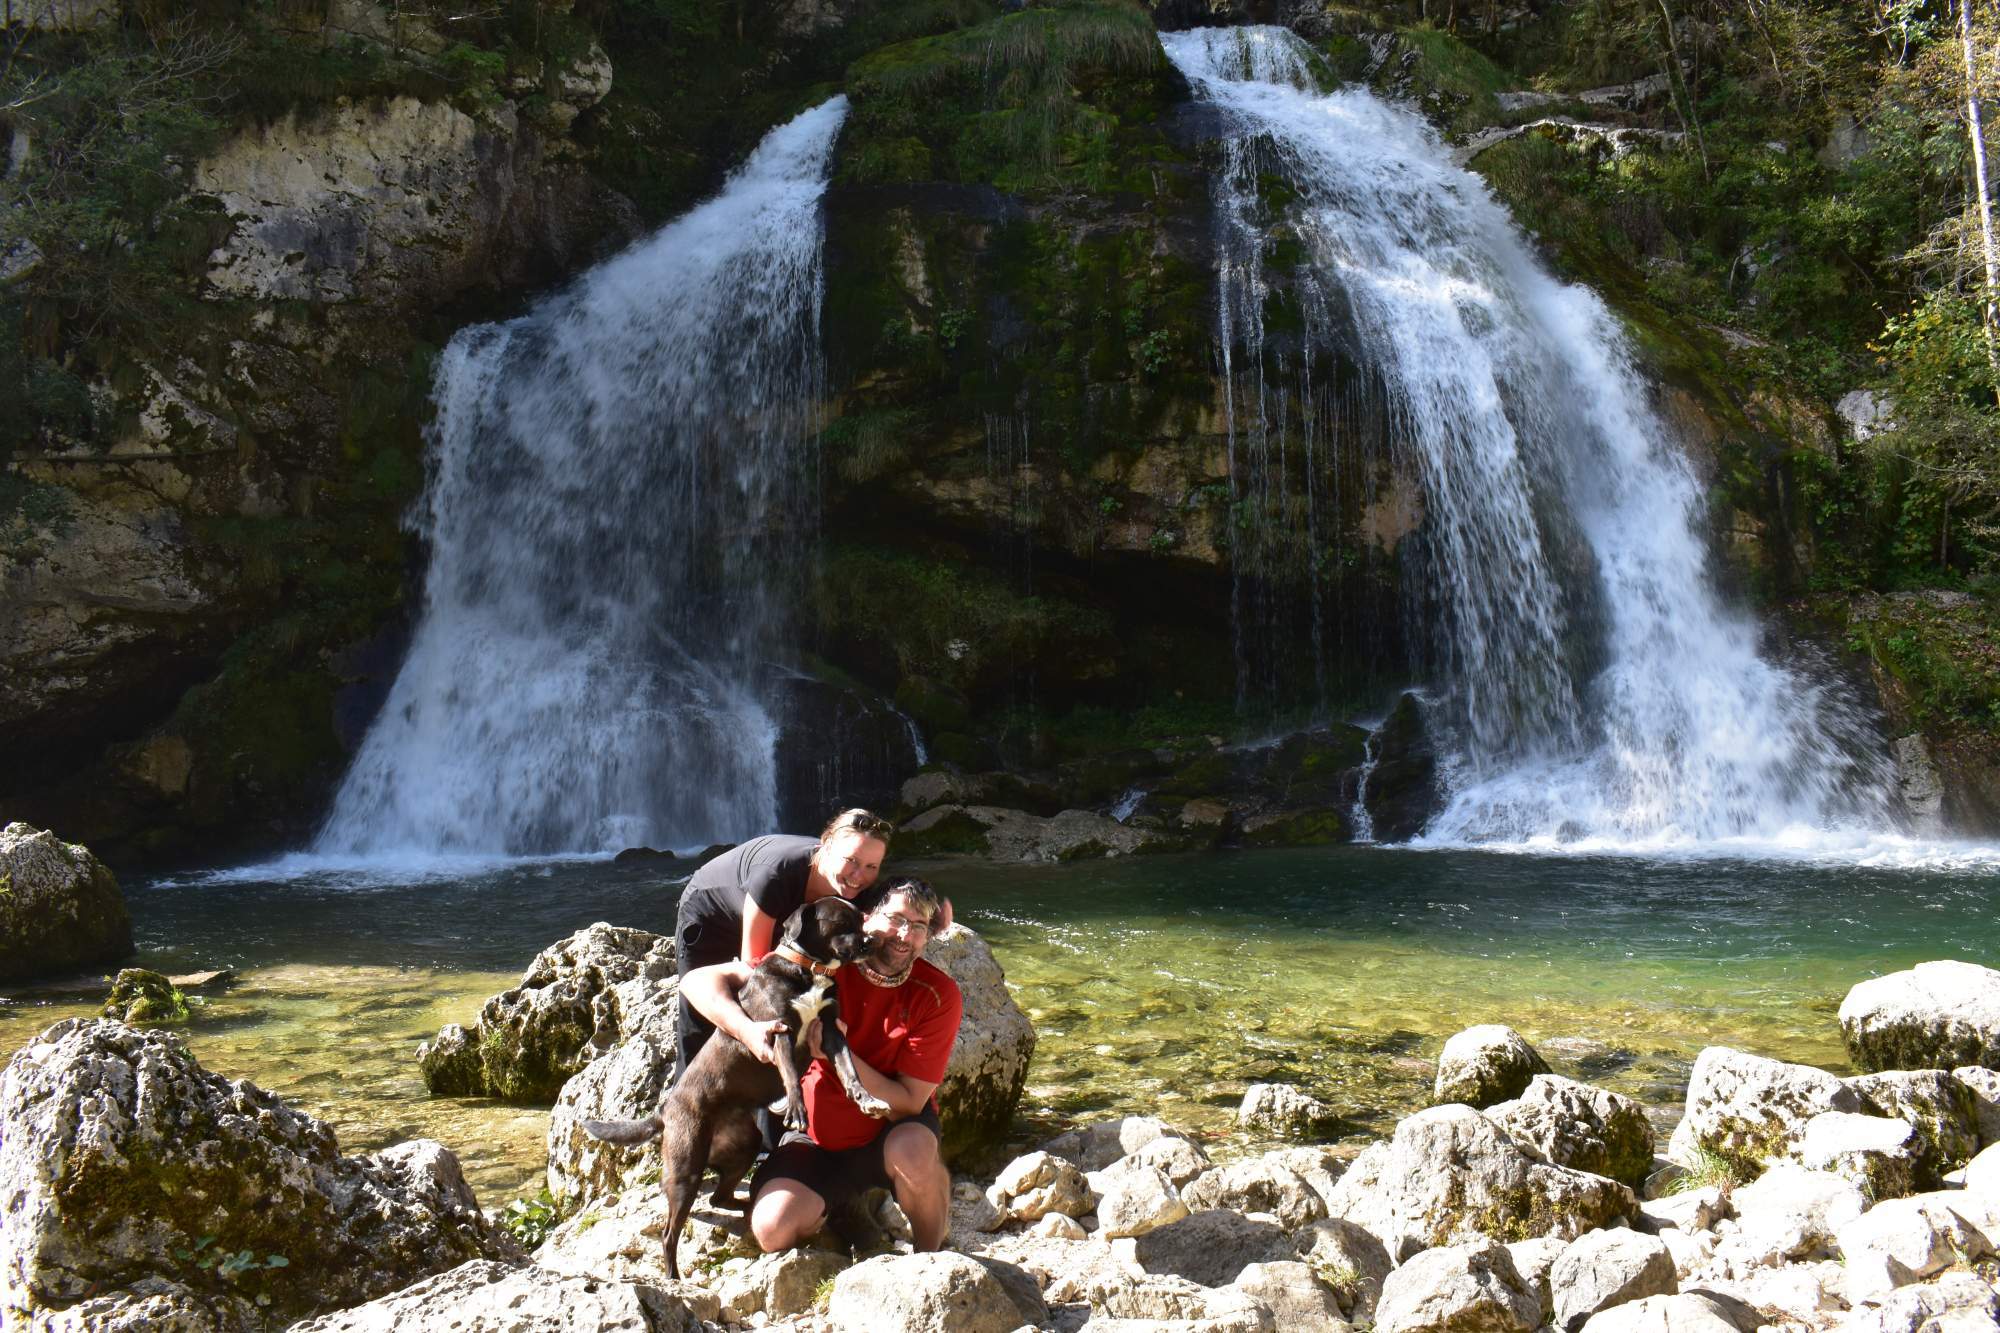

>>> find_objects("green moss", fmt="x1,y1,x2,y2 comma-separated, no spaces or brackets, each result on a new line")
1387,28,1514,136
105,969,192,1026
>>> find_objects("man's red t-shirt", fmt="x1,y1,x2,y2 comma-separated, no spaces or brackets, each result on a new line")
801,957,962,1151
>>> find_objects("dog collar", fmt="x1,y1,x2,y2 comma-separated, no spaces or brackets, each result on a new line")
773,944,841,977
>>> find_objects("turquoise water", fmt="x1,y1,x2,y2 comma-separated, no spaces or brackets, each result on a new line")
1,846,1992,1204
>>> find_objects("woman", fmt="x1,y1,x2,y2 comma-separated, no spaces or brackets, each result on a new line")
670,808,894,1077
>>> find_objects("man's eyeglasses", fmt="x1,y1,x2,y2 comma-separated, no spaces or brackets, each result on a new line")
875,913,931,939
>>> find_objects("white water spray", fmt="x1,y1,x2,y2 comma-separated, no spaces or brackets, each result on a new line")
316,98,849,857
1166,29,1894,847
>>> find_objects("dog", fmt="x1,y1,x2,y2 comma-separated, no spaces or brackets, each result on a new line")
581,896,891,1278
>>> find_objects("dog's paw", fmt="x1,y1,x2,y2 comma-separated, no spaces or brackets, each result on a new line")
783,1101,809,1132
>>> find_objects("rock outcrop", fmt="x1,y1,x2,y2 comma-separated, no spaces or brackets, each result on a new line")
1484,1074,1655,1190
1665,1046,1863,1177
0,822,132,983
922,924,1037,1163
0,1018,518,1327
1840,960,2000,1073
418,922,677,1103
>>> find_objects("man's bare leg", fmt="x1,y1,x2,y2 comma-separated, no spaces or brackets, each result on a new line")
749,1177,826,1253
882,1120,950,1250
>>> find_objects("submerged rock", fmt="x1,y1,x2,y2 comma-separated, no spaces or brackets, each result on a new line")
0,1018,517,1328
102,967,192,1025
1839,960,2000,1073
418,922,678,1103
1239,1081,1338,1137
0,822,132,984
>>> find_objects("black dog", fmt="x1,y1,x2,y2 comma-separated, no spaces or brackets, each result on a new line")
582,896,890,1278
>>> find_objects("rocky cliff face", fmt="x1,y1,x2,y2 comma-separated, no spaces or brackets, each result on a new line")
6,0,1964,860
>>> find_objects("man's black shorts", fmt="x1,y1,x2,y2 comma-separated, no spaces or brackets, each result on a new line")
749,1104,942,1210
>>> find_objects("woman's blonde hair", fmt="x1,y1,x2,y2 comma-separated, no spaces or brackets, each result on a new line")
821,808,894,844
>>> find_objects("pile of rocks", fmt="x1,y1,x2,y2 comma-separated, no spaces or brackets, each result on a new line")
5,946,1997,1332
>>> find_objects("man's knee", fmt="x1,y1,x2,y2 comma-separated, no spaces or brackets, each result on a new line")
750,1179,826,1252
882,1121,943,1184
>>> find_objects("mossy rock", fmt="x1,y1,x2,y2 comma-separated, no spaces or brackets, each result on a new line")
103,968,191,1026
896,806,995,857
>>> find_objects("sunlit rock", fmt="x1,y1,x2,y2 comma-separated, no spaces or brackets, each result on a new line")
286,1258,703,1332
1374,1239,1542,1333
418,922,677,1103
0,822,132,984
924,923,1037,1163
1840,960,2000,1073
1484,1073,1654,1189
826,1250,1047,1333
1435,1024,1550,1109
1665,1046,1861,1177
1548,1228,1676,1331
1324,1105,1635,1260
0,1019,516,1327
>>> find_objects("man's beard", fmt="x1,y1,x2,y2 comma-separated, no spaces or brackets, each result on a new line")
857,938,914,986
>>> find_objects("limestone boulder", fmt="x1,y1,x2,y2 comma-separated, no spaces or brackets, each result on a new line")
1502,1235,1568,1319
1840,960,2000,1072
1664,1046,1861,1177
1790,1111,1919,1200
712,1248,849,1321
0,823,132,984
1094,1162,1191,1239
1635,1188,1725,1236
102,967,190,1025
825,1251,1047,1333
987,1150,1093,1223
418,922,677,1103
1322,1105,1636,1261
1847,1068,1984,1183
286,1259,702,1331
902,803,1183,862
1127,1208,1301,1287
1120,1132,1215,1187
1969,1140,2000,1195
1833,1192,1997,1302
1296,1218,1394,1324
531,1188,733,1311
1232,1259,1350,1331
1043,1115,1185,1170
1374,1239,1542,1333
1239,1081,1337,1137
1548,1228,1676,1331
0,1019,518,1327
1577,1291,1758,1333
1843,1271,1999,1333
1714,1163,1866,1266
1697,1259,1847,1327
545,1034,674,1211
1090,1273,1279,1328
923,924,1037,1163
1956,1065,2000,1145
1435,1025,1551,1109
1181,1153,1331,1229
1484,1074,1654,1189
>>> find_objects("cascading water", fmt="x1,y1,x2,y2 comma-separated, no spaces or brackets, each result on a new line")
1165,28,1894,847
316,98,848,858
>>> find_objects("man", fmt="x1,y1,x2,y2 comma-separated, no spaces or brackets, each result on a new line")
671,809,894,1078
679,876,962,1253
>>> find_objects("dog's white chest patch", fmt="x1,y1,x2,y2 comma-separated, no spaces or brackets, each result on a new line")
790,973,835,1031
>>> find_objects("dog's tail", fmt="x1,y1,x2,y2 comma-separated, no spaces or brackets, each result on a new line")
579,1115,662,1146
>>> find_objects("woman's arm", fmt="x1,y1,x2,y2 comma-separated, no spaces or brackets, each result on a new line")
681,960,788,1065
740,903,779,963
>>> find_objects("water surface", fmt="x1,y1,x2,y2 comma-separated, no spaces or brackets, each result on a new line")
2,847,1990,1205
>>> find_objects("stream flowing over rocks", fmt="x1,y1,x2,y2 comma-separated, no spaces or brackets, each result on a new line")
9,947,1999,1332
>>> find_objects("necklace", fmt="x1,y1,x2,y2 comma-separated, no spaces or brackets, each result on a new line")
856,957,911,988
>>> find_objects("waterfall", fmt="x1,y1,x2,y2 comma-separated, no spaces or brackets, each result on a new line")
316,98,849,857
1164,29,1893,846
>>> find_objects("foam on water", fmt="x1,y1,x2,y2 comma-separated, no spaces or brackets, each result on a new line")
1165,29,1933,859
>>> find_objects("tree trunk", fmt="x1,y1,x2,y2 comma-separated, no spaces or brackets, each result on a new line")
1961,0,2000,408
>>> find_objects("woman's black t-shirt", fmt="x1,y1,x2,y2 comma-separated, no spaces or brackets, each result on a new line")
672,834,816,971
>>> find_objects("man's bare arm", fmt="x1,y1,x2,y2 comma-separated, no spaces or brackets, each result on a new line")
681,960,788,1065
811,1021,938,1117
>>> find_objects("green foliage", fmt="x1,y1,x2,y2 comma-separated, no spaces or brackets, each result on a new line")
843,1,1168,193
0,472,76,558
497,1190,561,1248
172,1233,290,1279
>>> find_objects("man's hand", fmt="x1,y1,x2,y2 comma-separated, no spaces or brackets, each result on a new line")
735,1017,790,1065
934,897,954,934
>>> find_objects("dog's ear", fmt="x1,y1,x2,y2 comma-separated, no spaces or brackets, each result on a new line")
780,905,809,949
